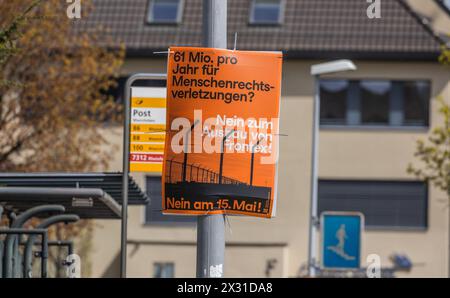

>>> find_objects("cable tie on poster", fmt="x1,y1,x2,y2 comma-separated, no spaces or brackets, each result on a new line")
153,50,175,56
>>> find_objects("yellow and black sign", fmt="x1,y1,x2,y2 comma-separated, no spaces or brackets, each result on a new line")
129,87,166,173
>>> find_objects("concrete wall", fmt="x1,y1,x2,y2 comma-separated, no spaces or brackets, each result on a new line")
89,58,450,278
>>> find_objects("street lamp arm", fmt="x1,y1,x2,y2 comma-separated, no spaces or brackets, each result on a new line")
310,60,357,76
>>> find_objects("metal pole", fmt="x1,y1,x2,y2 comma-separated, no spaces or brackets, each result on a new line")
197,0,227,278
0,229,48,278
218,130,234,185
121,75,131,279
183,121,200,182
250,138,262,186
307,75,320,277
182,141,188,182
23,241,74,256
168,158,173,183
121,73,166,278
3,205,65,278
41,232,48,278
24,214,79,278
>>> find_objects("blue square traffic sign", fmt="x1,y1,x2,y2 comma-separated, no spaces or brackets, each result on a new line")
321,212,363,269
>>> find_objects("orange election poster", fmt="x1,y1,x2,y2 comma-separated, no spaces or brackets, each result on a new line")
130,87,166,173
162,47,282,218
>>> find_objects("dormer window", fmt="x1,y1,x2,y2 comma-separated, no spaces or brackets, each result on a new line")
249,0,284,25
147,0,183,24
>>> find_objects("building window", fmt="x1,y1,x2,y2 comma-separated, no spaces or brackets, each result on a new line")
403,81,430,126
320,79,430,128
153,262,175,278
144,176,195,225
360,81,391,125
318,180,428,229
147,0,183,24
319,80,348,125
249,0,284,25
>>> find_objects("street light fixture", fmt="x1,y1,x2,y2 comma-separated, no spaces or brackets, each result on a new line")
307,59,357,277
310,60,356,76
